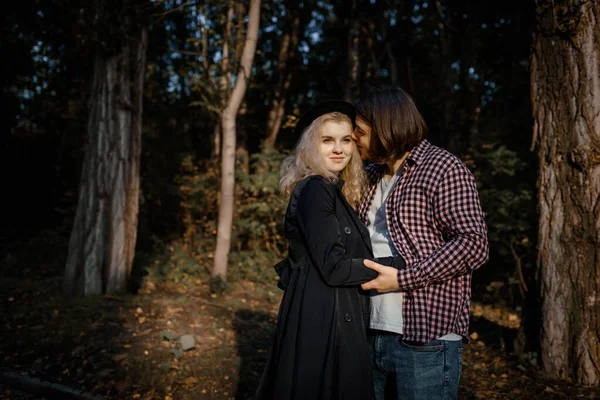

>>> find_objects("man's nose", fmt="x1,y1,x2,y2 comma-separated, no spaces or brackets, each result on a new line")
351,129,358,141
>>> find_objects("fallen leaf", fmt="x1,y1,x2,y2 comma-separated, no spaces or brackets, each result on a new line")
544,386,557,394
184,377,198,386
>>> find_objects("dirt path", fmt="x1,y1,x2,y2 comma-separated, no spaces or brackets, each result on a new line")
1,273,599,400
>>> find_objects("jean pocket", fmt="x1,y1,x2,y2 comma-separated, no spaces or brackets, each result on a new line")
399,339,444,352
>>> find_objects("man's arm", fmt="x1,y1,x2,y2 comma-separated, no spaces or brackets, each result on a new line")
362,162,488,293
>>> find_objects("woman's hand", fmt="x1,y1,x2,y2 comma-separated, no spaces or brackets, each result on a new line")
360,259,400,293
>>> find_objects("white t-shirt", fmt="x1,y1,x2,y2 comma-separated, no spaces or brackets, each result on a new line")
367,169,461,341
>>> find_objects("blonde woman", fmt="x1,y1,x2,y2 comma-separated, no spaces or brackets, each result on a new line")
255,101,402,400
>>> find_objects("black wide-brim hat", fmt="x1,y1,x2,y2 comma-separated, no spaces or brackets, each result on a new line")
294,100,356,136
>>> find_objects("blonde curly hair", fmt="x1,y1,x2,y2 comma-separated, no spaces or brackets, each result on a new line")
279,112,366,209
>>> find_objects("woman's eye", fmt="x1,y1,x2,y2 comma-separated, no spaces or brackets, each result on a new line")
343,138,351,143
323,138,331,143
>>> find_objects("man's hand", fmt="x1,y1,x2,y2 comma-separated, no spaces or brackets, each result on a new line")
361,259,400,293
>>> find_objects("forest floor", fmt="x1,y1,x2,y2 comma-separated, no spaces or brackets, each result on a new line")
1,264,599,400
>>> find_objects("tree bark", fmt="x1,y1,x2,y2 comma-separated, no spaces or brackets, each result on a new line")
64,0,148,296
212,0,261,280
531,0,600,385
212,120,221,159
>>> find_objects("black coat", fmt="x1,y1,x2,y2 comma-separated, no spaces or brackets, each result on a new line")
256,175,396,400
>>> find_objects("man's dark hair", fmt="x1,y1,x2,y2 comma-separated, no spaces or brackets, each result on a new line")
355,87,427,163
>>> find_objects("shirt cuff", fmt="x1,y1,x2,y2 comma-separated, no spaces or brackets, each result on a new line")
397,268,420,291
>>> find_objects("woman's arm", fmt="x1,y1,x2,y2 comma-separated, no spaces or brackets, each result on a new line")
371,256,406,270
296,178,378,286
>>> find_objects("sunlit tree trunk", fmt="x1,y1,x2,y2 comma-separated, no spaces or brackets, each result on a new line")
64,0,148,296
237,102,249,174
531,0,600,385
212,0,261,280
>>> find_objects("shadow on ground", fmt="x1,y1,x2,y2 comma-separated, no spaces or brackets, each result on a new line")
232,309,274,400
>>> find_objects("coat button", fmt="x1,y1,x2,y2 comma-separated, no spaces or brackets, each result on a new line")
344,226,351,234
344,313,352,322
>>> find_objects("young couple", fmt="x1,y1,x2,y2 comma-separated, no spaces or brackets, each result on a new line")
255,87,489,400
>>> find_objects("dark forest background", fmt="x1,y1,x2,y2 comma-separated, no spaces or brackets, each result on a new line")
1,0,598,399
2,0,536,299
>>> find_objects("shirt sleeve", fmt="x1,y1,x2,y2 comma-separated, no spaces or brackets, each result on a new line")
296,178,378,286
396,163,489,291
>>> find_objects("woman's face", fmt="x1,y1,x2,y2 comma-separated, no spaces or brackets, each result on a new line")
319,120,354,173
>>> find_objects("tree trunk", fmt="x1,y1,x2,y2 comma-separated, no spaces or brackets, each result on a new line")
212,120,221,159
264,3,301,149
212,0,261,280
345,3,360,103
362,18,378,97
237,102,249,175
64,1,148,296
531,0,600,385
434,0,454,150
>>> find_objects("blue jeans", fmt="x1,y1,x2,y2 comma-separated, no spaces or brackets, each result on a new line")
367,331,463,400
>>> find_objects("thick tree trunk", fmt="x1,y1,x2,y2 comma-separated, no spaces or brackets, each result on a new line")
531,0,600,385
212,0,261,280
64,1,148,296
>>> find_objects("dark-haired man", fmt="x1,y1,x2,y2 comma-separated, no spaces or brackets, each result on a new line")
352,87,489,400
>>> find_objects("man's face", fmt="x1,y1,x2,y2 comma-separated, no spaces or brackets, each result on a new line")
351,118,372,161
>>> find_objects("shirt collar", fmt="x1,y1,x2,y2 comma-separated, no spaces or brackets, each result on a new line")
368,139,429,175
406,139,430,166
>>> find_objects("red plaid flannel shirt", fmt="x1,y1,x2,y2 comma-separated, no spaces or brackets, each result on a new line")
359,139,489,343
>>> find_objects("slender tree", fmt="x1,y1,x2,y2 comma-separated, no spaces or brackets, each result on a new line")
212,0,261,280
531,0,600,385
64,0,148,296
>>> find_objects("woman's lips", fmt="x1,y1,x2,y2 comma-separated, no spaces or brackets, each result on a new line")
330,157,345,163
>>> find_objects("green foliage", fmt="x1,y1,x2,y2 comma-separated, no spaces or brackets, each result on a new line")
469,140,536,304
209,275,229,294
141,236,210,285
144,145,289,286
233,147,289,256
